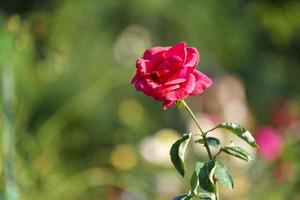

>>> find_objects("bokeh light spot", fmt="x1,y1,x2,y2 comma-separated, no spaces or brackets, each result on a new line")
139,128,180,166
110,145,137,171
118,98,144,127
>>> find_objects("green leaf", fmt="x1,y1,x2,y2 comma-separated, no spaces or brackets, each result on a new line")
199,160,216,192
195,137,221,149
175,192,214,200
173,194,193,200
216,122,257,148
191,171,199,195
184,196,193,200
170,133,192,177
214,161,234,190
197,193,215,200
173,194,186,200
190,162,203,194
222,146,252,161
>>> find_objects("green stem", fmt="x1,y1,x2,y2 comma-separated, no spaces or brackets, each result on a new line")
181,100,213,160
213,148,223,160
205,126,218,135
216,182,219,200
181,100,221,199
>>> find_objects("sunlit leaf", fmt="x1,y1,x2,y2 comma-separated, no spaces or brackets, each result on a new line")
199,160,216,192
222,146,252,161
197,192,215,200
195,137,220,149
216,122,257,148
173,194,193,200
190,162,203,194
170,133,192,177
214,161,234,190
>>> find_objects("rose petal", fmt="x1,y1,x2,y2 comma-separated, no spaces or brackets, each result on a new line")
131,73,139,84
182,73,196,93
155,63,172,82
191,70,213,95
162,42,187,63
165,78,186,85
176,67,194,78
143,47,168,62
136,59,154,76
163,55,183,67
164,88,189,101
159,84,180,93
162,100,175,110
164,91,177,101
175,89,189,100
185,47,199,68
134,77,160,98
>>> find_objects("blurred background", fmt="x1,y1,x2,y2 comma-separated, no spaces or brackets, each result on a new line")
0,0,300,199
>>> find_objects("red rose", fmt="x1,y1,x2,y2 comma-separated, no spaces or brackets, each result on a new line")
131,42,212,109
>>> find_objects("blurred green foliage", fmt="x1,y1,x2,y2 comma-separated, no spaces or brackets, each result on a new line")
0,0,300,199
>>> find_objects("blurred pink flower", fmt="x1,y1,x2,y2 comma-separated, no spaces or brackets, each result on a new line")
254,126,283,162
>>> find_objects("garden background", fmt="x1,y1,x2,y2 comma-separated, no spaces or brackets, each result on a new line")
0,0,300,199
